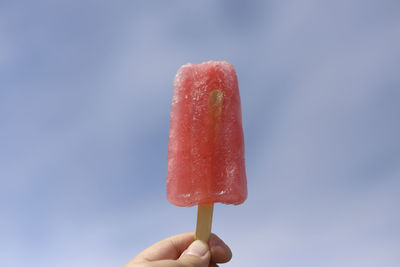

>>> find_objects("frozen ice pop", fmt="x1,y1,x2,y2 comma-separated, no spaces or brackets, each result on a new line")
167,60,247,206
166,61,247,240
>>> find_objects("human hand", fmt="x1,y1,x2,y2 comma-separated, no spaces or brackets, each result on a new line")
125,232,232,267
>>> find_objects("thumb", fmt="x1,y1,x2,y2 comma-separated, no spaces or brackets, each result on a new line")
178,240,211,267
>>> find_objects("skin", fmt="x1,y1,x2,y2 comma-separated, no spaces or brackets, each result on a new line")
125,232,232,267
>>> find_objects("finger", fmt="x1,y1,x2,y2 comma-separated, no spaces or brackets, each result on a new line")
131,233,195,263
126,259,201,267
125,259,200,267
126,258,216,267
208,234,232,263
178,240,211,267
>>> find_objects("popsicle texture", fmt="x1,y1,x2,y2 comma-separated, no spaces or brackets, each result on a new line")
167,61,247,207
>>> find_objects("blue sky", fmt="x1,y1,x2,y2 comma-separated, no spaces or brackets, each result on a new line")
1,1,399,266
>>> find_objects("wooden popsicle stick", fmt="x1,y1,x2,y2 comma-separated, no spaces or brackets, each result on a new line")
195,203,214,242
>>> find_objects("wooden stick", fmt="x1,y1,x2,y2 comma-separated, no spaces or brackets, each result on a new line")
195,90,218,242
195,203,214,242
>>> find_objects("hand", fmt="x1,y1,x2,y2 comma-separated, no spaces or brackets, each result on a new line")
125,232,232,267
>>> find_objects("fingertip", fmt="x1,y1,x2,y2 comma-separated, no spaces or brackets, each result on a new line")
183,240,209,257
179,240,211,267
208,234,232,263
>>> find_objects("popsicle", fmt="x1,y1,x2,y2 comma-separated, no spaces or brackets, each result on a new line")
167,61,247,241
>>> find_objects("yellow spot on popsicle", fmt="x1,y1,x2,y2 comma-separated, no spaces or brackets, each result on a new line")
209,89,223,121
209,89,223,110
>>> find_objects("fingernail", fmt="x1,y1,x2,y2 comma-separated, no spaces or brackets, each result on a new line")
184,240,209,257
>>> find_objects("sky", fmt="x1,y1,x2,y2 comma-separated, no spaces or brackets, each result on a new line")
1,0,400,266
